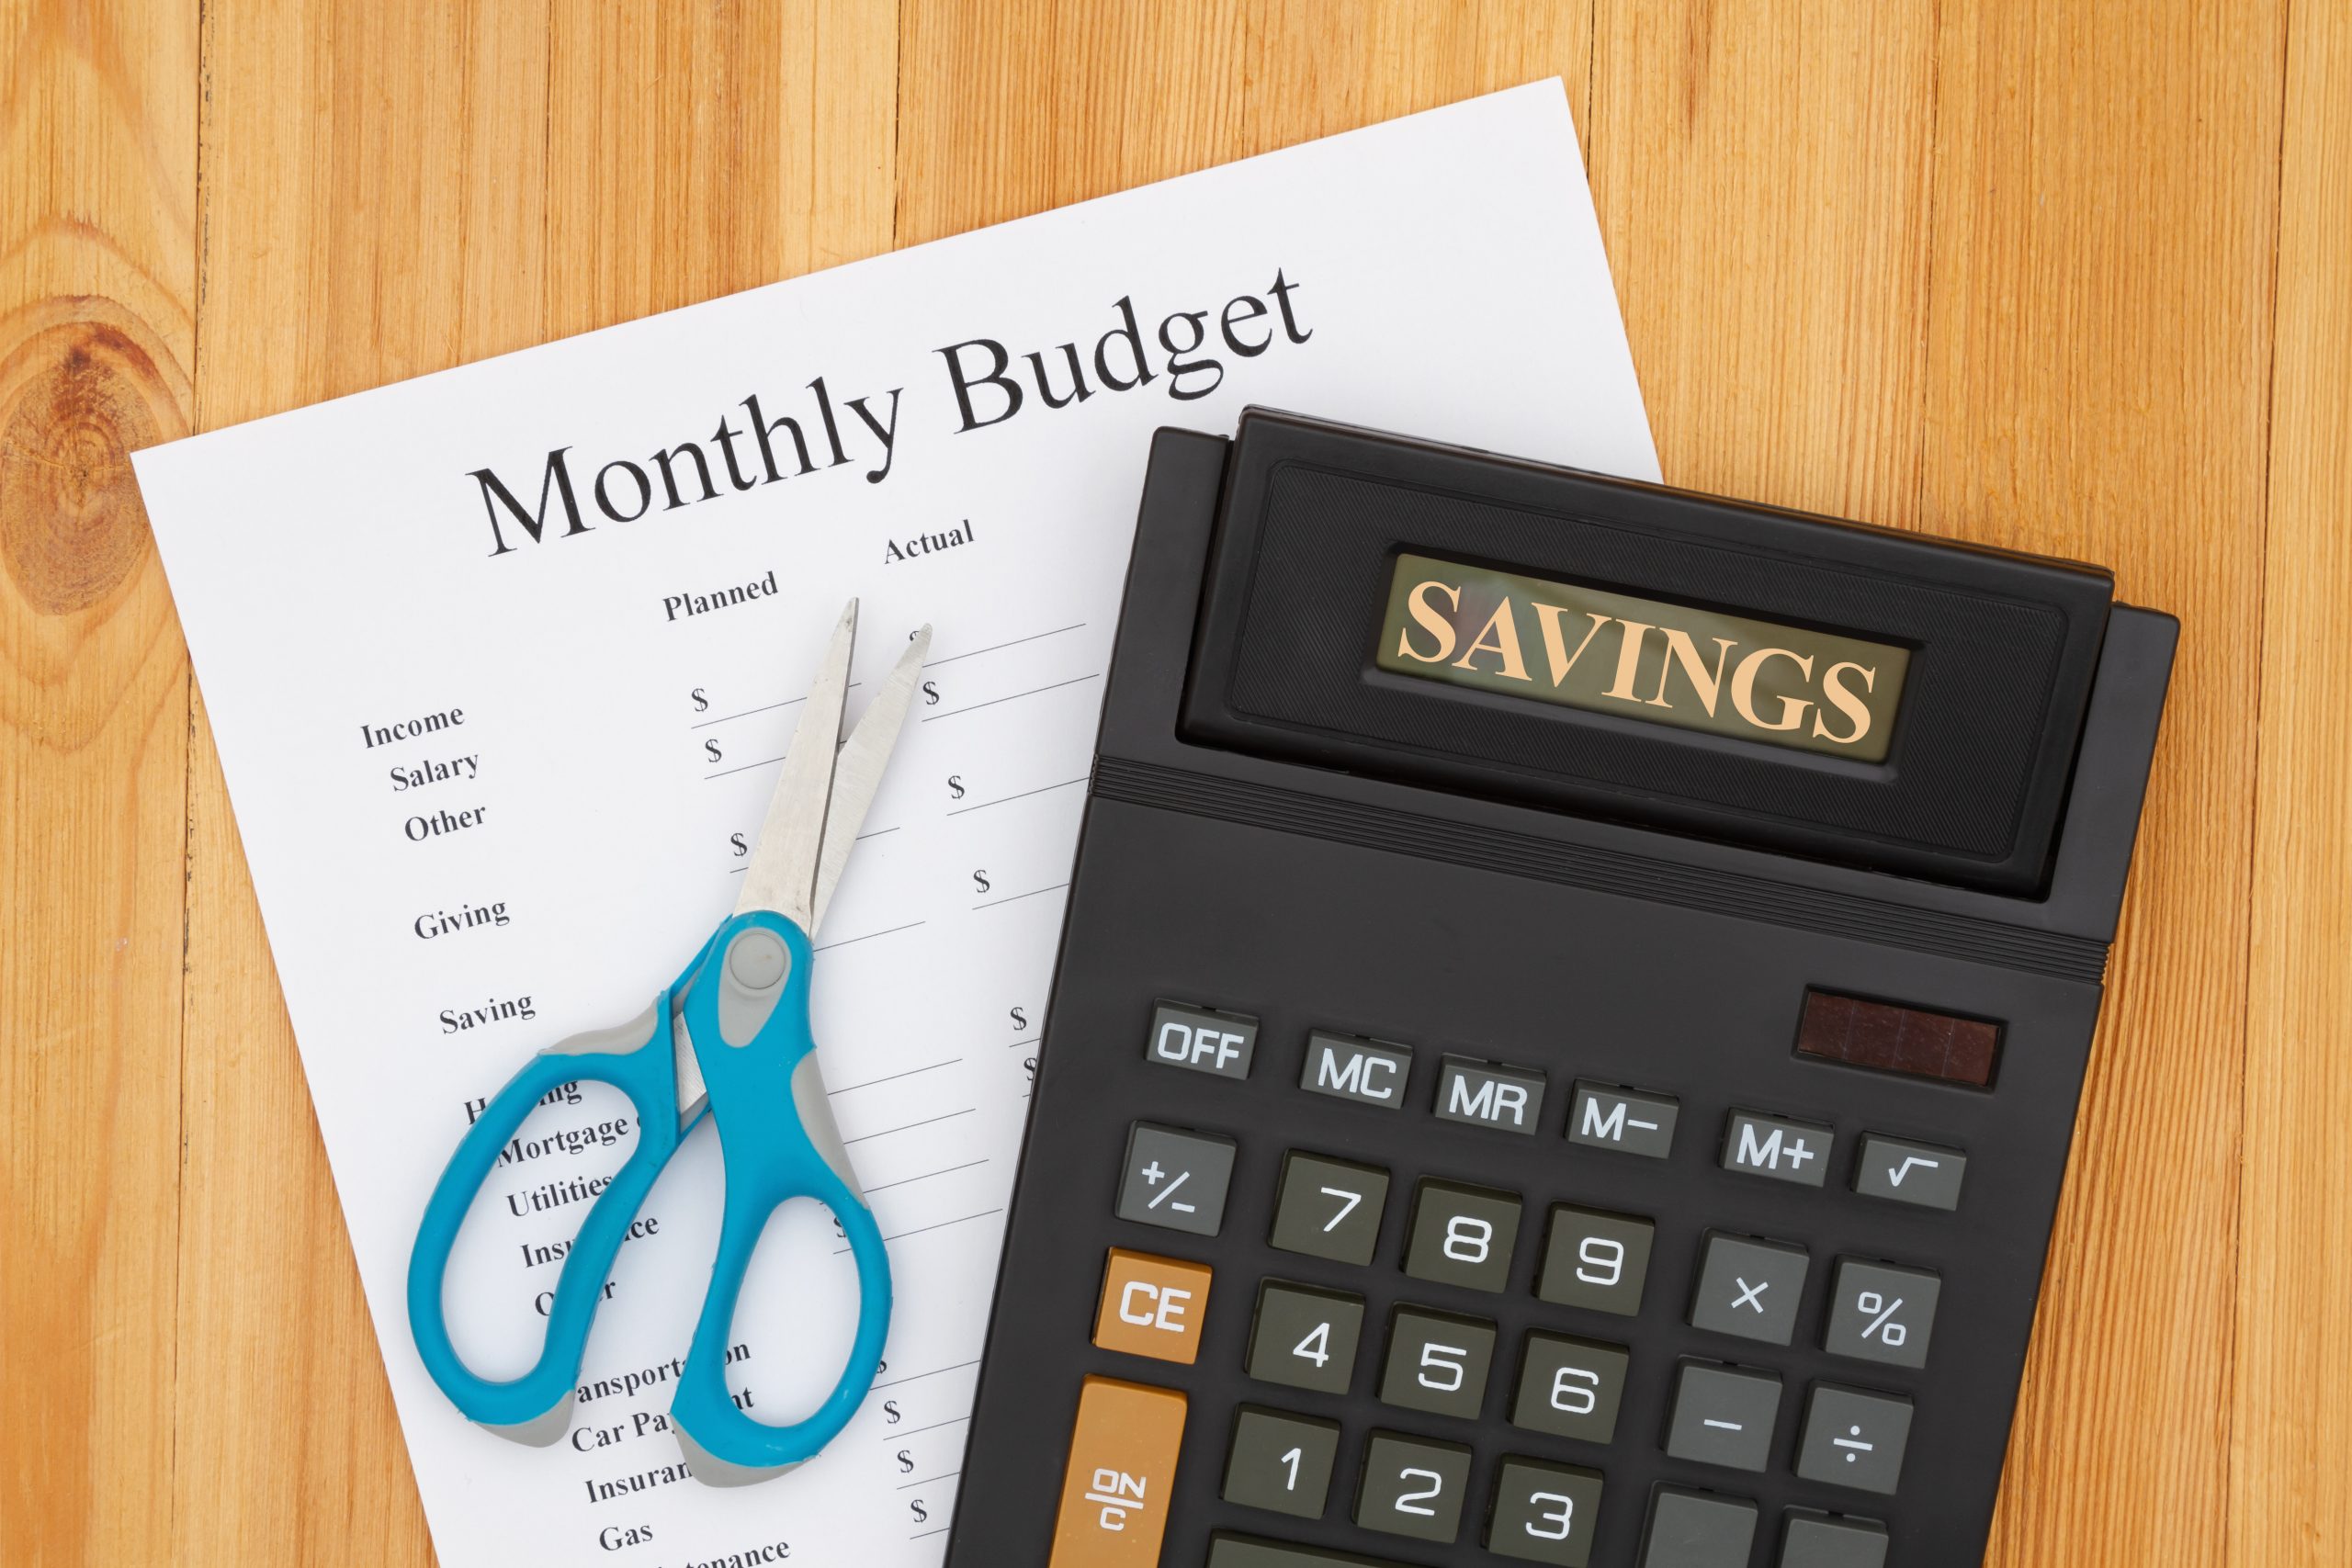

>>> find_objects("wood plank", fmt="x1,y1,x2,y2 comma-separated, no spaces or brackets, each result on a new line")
1919,6,2286,1565
895,0,1593,247
0,1,197,1562
2233,3,2352,1562
171,7,895,1564
1587,2,1937,524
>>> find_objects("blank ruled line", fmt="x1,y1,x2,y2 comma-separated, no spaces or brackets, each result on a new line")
921,672,1099,722
973,882,1069,911
898,1472,959,1490
881,1416,971,1440
829,1059,956,1096
875,1359,979,1391
885,1209,1001,1243
705,752,786,780
924,623,1084,668
837,1209,1001,1252
816,919,926,953
842,1108,974,1145
862,1158,988,1194
944,776,1086,816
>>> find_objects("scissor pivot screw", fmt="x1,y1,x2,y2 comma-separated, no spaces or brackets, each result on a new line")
727,930,790,990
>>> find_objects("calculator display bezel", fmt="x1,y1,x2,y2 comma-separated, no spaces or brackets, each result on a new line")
1180,412,2115,896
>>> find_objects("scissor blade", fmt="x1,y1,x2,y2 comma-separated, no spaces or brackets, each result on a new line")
736,600,857,926
808,624,932,934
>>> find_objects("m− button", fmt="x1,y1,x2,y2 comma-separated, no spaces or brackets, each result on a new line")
1568,1082,1679,1159
1145,1001,1257,1079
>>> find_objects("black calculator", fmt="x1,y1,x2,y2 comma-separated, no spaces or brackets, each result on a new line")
943,411,2174,1568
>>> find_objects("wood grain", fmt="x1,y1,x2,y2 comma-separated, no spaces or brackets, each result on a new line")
0,1,195,1563
3,4,2343,1563
2234,2,2352,1562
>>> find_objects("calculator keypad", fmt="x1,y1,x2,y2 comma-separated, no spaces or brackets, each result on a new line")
1115,1122,1235,1236
1794,1385,1913,1495
1064,1005,1981,1564
1664,1360,1782,1472
1852,1134,1968,1210
1222,1406,1340,1518
1377,1306,1497,1418
1642,1486,1759,1567
1537,1205,1654,1315
1510,1332,1630,1443
1092,1247,1213,1364
1355,1431,1474,1541
1247,1281,1364,1394
1403,1179,1521,1292
1269,1152,1388,1265
1823,1259,1939,1369
1689,1233,1810,1345
1300,1032,1413,1109
1567,1082,1680,1159
1487,1457,1604,1565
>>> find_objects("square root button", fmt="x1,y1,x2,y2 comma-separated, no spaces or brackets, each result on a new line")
1853,1134,1967,1211
1116,1123,1236,1237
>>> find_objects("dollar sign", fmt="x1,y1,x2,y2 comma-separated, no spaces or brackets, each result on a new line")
729,832,748,857
705,739,723,763
898,1450,914,1473
947,774,965,800
884,1399,902,1423
1023,1055,1037,1082
973,869,991,895
691,686,708,712
922,680,940,705
910,1501,929,1525
1010,1006,1028,1031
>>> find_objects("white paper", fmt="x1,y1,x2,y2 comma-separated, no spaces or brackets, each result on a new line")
135,81,1654,1568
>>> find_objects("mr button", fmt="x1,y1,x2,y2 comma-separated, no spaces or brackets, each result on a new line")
1146,1002,1258,1079
1094,1248,1213,1365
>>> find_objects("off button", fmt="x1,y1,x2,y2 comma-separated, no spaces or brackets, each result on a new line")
1049,1376,1187,1568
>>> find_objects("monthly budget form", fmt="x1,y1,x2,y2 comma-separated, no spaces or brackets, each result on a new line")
133,82,1657,1568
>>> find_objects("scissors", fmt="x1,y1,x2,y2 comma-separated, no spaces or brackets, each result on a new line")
408,600,930,1484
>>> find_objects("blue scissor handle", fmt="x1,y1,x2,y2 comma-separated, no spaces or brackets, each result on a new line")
668,909,893,1482
406,953,705,1442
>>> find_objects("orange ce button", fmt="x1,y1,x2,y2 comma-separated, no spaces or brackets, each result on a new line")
1093,1247,1213,1364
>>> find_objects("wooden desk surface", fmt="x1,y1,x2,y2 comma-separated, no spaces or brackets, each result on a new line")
5,4,2346,1563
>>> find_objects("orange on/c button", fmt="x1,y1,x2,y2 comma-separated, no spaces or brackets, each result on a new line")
1093,1247,1214,1364
1049,1375,1187,1568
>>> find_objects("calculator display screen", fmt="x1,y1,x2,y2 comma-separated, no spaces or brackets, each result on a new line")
1376,553,1911,761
